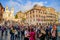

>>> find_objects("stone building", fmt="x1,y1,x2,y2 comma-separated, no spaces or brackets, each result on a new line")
15,11,26,24
25,5,58,25
3,6,15,21
0,3,5,23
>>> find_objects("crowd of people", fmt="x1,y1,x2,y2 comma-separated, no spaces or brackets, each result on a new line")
0,24,57,40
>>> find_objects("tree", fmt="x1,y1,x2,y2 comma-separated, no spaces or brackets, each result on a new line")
15,15,18,19
22,17,26,22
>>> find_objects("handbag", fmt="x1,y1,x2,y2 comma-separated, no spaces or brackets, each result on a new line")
41,29,46,34
39,33,42,37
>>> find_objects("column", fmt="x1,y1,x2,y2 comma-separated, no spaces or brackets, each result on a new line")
34,9,36,25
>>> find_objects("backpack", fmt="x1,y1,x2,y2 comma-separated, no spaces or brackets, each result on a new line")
12,30,15,33
41,29,46,34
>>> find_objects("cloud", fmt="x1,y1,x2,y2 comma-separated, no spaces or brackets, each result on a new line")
33,2,44,6
45,0,60,12
20,1,47,12
20,1,33,12
6,0,47,14
6,0,21,14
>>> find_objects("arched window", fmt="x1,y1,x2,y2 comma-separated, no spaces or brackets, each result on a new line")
33,10,34,13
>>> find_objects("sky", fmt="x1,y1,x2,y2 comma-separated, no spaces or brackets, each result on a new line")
0,0,60,14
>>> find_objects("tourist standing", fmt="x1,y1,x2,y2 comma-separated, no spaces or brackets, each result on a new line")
1,25,5,36
14,29,18,40
51,25,57,40
5,27,8,36
10,27,15,40
46,26,51,40
29,28,35,40
39,26,46,40
24,28,29,40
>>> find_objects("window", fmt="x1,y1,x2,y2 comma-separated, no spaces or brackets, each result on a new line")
40,11,42,14
36,10,37,13
33,10,34,13
44,12,46,14
0,18,1,21
36,15,38,17
39,15,40,17
39,23,41,25
30,20,31,22
33,15,35,17
0,13,2,16
39,10,41,13
30,11,31,14
40,10,43,14
34,19,35,21
30,16,32,18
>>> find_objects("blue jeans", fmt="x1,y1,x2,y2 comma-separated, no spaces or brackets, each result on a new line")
10,34,14,40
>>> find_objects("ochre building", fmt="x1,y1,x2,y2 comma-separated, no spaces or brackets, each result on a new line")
25,5,58,25
15,11,26,24
0,3,4,23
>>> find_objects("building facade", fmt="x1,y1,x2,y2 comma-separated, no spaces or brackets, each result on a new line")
58,12,60,23
15,11,26,24
3,6,15,21
25,5,57,25
0,3,4,23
